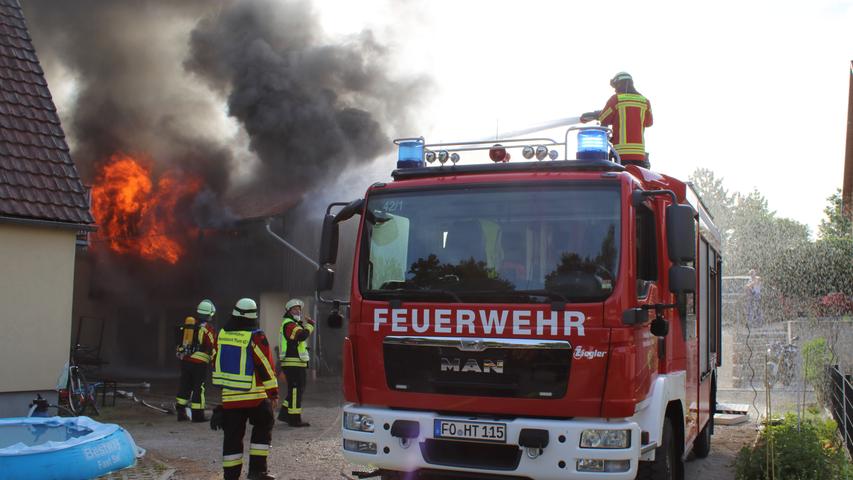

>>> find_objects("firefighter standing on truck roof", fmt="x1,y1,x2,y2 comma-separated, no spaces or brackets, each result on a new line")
209,298,278,480
175,299,217,422
581,71,653,167
278,298,314,427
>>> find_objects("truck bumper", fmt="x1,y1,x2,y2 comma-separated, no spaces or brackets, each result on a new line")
341,404,644,480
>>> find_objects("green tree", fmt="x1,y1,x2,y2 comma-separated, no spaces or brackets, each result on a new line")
818,188,852,240
689,168,734,238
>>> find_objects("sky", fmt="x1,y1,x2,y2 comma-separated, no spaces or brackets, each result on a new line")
312,0,853,236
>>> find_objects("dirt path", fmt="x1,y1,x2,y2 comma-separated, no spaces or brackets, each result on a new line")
685,422,757,479
102,378,758,479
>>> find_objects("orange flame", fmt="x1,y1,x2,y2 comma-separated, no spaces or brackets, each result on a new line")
91,153,202,264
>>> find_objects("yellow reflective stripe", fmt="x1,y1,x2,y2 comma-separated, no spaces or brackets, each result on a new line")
222,390,268,402
288,387,302,414
190,402,203,409
598,107,613,122
212,372,254,388
288,326,304,340
175,397,188,406
282,358,307,367
189,351,211,362
249,443,270,457
615,143,646,153
281,399,289,407
252,344,275,379
222,454,243,467
304,323,315,333
617,93,647,102
262,378,278,389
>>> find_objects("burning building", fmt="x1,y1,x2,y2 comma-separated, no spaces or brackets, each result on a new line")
22,0,425,380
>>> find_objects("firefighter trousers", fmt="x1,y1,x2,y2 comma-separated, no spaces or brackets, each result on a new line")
222,400,274,480
282,366,307,414
175,361,207,416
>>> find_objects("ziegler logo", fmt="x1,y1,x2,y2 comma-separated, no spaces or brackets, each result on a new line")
441,357,504,374
573,346,606,360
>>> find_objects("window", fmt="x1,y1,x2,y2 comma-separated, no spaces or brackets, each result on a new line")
635,204,657,297
360,184,621,303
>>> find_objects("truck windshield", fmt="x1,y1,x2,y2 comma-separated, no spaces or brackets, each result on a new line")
360,184,621,303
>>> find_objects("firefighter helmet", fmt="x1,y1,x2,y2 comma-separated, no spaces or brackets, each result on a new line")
232,298,258,319
197,299,216,317
610,71,633,87
285,298,304,312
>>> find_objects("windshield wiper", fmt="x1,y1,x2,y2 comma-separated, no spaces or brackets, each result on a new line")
513,289,569,302
373,287,462,303
457,289,552,303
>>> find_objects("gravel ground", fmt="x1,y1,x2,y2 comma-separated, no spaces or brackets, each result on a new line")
98,377,760,480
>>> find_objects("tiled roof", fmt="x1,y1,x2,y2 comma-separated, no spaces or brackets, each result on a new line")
0,0,94,227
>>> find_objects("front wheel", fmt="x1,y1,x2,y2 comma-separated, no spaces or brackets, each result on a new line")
636,419,683,480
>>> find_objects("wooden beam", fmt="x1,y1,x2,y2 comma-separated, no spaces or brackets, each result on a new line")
843,60,853,222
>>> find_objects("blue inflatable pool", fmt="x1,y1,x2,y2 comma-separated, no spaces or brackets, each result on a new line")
0,416,142,480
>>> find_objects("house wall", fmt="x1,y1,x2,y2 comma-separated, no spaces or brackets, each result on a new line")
0,223,76,409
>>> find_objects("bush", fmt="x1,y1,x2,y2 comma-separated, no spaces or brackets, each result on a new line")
801,337,832,406
735,413,851,480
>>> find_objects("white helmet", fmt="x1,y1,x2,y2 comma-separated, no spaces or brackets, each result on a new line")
285,298,304,312
232,298,258,319
197,299,216,317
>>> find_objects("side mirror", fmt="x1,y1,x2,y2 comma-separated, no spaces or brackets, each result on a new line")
622,308,650,325
318,214,339,266
650,317,669,337
666,204,696,264
317,266,335,292
669,265,696,295
327,310,344,329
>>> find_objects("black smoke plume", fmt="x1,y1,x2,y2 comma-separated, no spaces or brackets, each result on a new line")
24,0,427,217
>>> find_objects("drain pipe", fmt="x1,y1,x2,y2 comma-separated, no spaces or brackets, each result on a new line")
264,218,321,379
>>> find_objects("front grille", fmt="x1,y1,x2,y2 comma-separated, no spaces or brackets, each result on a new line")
420,439,522,471
383,337,571,398
410,469,533,480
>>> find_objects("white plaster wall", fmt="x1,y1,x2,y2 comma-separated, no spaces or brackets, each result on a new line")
0,223,77,392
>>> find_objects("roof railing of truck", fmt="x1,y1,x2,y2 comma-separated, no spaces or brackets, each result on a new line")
391,125,626,180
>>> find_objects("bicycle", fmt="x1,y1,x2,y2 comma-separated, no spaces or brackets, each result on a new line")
59,344,101,416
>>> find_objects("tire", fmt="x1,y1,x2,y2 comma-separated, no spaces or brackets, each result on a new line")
67,367,86,416
636,419,683,480
692,421,711,458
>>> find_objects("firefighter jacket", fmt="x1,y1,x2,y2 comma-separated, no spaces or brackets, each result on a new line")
184,321,216,365
212,321,278,409
279,314,315,368
597,93,653,162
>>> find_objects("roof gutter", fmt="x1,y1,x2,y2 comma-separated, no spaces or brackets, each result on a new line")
0,215,97,232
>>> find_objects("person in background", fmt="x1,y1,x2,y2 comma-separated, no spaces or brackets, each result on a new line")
581,71,654,167
278,298,314,427
210,298,278,480
746,269,763,327
175,299,217,422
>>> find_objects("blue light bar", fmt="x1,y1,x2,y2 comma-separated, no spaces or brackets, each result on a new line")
396,138,425,169
576,129,609,160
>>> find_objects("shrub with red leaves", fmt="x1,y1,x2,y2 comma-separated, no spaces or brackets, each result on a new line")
819,292,853,316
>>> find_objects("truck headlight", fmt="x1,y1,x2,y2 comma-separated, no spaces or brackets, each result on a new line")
344,412,375,432
579,429,631,449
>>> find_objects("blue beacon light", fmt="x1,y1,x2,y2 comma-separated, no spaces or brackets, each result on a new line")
576,129,609,160
396,138,425,169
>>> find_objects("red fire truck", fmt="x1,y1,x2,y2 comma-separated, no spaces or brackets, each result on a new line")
318,126,722,480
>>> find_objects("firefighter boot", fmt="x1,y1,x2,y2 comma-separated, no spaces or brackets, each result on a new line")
246,472,276,480
286,414,310,428
191,409,207,423
277,406,287,422
176,404,190,422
